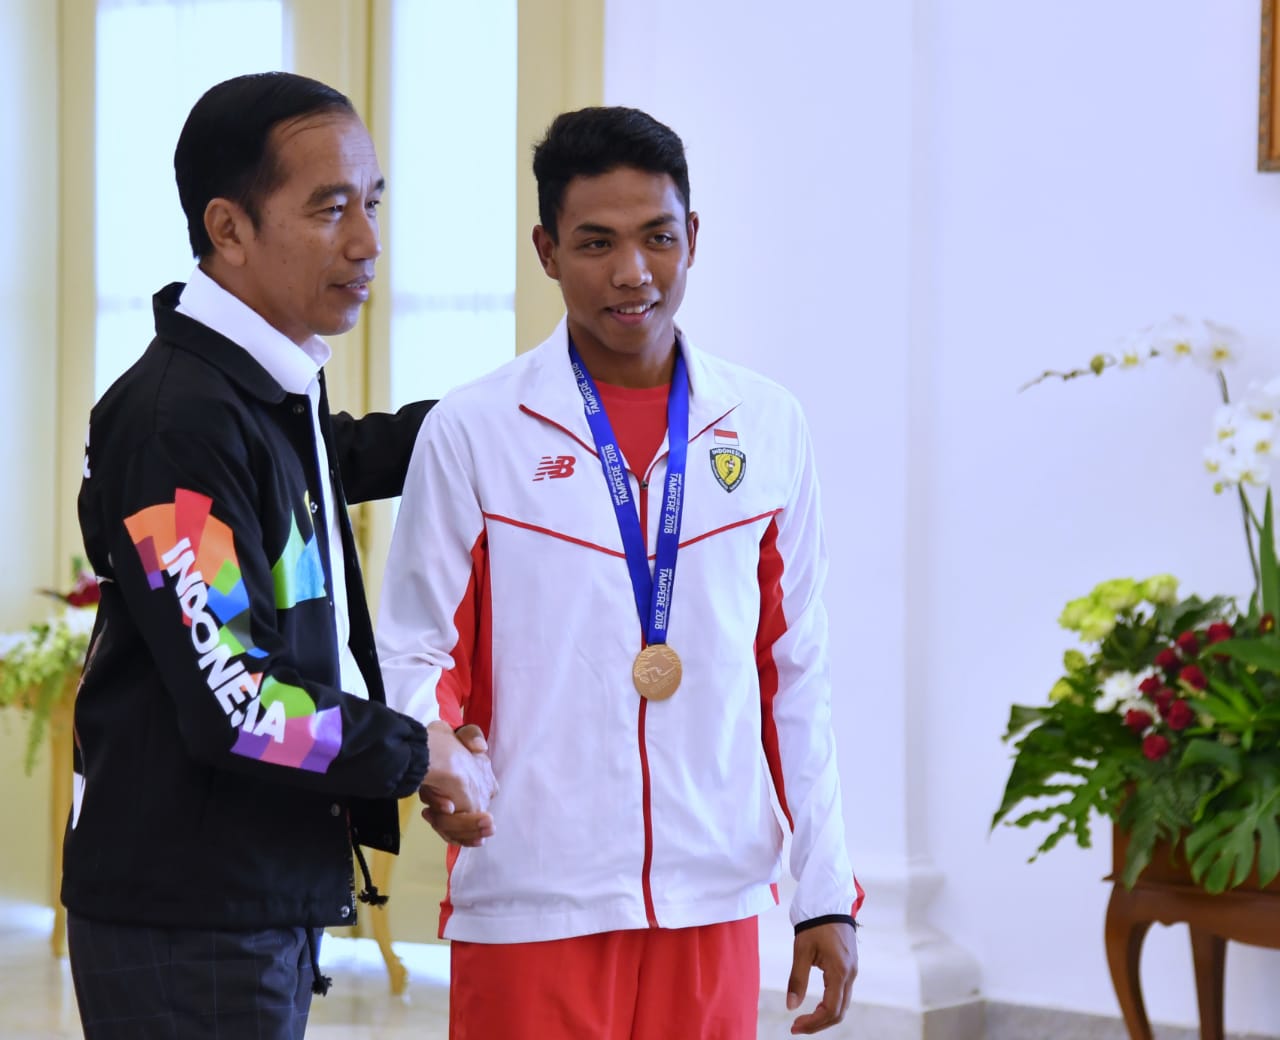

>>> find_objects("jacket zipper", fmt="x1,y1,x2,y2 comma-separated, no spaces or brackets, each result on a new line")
637,471,659,928
524,397,686,929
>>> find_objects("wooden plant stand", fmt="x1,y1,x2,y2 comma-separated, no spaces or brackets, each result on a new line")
1105,826,1280,1040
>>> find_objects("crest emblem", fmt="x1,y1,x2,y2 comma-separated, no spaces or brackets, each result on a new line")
710,447,746,491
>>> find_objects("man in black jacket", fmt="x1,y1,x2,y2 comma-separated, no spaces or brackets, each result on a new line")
65,72,494,1040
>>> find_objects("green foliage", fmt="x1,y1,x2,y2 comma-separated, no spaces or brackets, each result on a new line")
994,561,1280,894
1183,769,1280,892
0,610,93,773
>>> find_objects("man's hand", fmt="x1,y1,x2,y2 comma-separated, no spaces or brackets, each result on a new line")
421,802,495,846
785,921,858,1034
420,722,497,846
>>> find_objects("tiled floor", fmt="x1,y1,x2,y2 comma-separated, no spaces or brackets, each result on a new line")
12,900,1252,1039
0,901,832,1039
0,900,452,1040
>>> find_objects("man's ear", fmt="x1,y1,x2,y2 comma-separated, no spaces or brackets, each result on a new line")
204,198,252,267
686,211,700,268
531,225,560,280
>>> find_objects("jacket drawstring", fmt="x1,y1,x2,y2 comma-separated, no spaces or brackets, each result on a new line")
307,926,332,996
353,842,389,906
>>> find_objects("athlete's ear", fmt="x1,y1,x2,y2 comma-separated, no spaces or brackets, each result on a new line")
686,211,699,268
532,225,560,281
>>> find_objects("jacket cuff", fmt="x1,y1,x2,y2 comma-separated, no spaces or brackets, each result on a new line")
794,913,859,936
390,719,430,799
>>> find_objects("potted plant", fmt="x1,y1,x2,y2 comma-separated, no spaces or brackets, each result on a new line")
0,563,99,772
993,318,1280,892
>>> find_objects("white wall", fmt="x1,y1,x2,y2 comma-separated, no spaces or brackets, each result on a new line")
606,0,1280,1033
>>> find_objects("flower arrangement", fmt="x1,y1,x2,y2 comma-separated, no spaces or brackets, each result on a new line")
0,563,99,773
994,317,1280,893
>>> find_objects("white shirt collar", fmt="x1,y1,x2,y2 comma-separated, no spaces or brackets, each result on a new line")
176,266,331,395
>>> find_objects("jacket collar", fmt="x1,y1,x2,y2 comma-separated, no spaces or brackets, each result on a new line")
152,282,289,404
519,316,743,447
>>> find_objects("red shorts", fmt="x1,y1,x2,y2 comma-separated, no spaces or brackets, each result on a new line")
449,918,760,1039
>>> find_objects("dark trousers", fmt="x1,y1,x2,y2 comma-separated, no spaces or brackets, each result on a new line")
68,912,321,1040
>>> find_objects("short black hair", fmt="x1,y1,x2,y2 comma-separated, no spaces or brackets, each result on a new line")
174,72,355,258
532,106,691,243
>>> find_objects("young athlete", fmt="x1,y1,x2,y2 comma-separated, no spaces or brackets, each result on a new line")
379,105,860,1038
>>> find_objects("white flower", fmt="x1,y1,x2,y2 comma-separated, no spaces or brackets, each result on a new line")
61,607,97,639
1150,315,1207,361
1234,418,1278,460
1212,403,1245,442
1148,316,1240,370
1115,331,1149,370
1222,449,1270,487
1097,671,1140,713
1196,321,1241,370
1204,441,1233,477
1243,381,1280,424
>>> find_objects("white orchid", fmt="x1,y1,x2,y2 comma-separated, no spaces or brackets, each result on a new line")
1205,383,1280,493
1234,418,1278,460
1221,450,1270,488
1115,331,1149,370
1195,320,1242,371
1144,315,1239,370
1204,441,1233,479
1212,403,1244,442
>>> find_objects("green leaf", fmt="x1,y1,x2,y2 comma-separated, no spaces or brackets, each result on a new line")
1194,692,1251,727
1206,676,1258,716
1002,704,1050,739
1206,638,1280,672
1178,738,1244,776
1258,815,1280,886
1186,775,1280,892
1260,490,1280,622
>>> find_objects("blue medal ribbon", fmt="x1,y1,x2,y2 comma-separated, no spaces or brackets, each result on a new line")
568,338,689,648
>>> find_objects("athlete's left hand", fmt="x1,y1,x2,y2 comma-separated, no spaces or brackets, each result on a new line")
785,921,858,1034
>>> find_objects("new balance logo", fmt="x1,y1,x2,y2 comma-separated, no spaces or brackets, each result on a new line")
533,455,576,481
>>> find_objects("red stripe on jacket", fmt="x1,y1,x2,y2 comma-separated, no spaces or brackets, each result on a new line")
755,516,792,829
436,529,493,938
435,530,493,734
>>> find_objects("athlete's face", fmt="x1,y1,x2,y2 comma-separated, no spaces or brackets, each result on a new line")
533,166,697,383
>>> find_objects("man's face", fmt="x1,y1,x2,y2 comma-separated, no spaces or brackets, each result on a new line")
534,167,697,375
233,111,384,344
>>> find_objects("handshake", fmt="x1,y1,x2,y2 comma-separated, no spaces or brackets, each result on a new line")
421,721,499,847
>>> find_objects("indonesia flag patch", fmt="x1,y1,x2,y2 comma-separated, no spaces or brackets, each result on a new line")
714,428,739,446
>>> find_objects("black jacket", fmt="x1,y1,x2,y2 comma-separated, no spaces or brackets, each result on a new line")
64,283,432,930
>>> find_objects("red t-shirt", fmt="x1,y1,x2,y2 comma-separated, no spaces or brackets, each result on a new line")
596,380,670,479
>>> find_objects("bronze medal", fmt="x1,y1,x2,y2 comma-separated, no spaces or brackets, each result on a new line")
632,644,682,701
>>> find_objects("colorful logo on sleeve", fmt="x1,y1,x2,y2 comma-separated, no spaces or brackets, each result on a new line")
124,488,341,774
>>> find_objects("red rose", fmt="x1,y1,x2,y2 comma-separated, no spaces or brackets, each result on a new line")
1205,622,1234,645
1153,687,1176,718
1175,631,1200,656
1178,664,1208,691
1138,675,1163,696
1142,734,1171,761
1166,699,1195,731
65,572,100,608
1154,648,1181,673
1124,709,1154,734
1262,614,1276,635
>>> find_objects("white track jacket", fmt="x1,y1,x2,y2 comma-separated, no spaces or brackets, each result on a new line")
377,320,861,944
